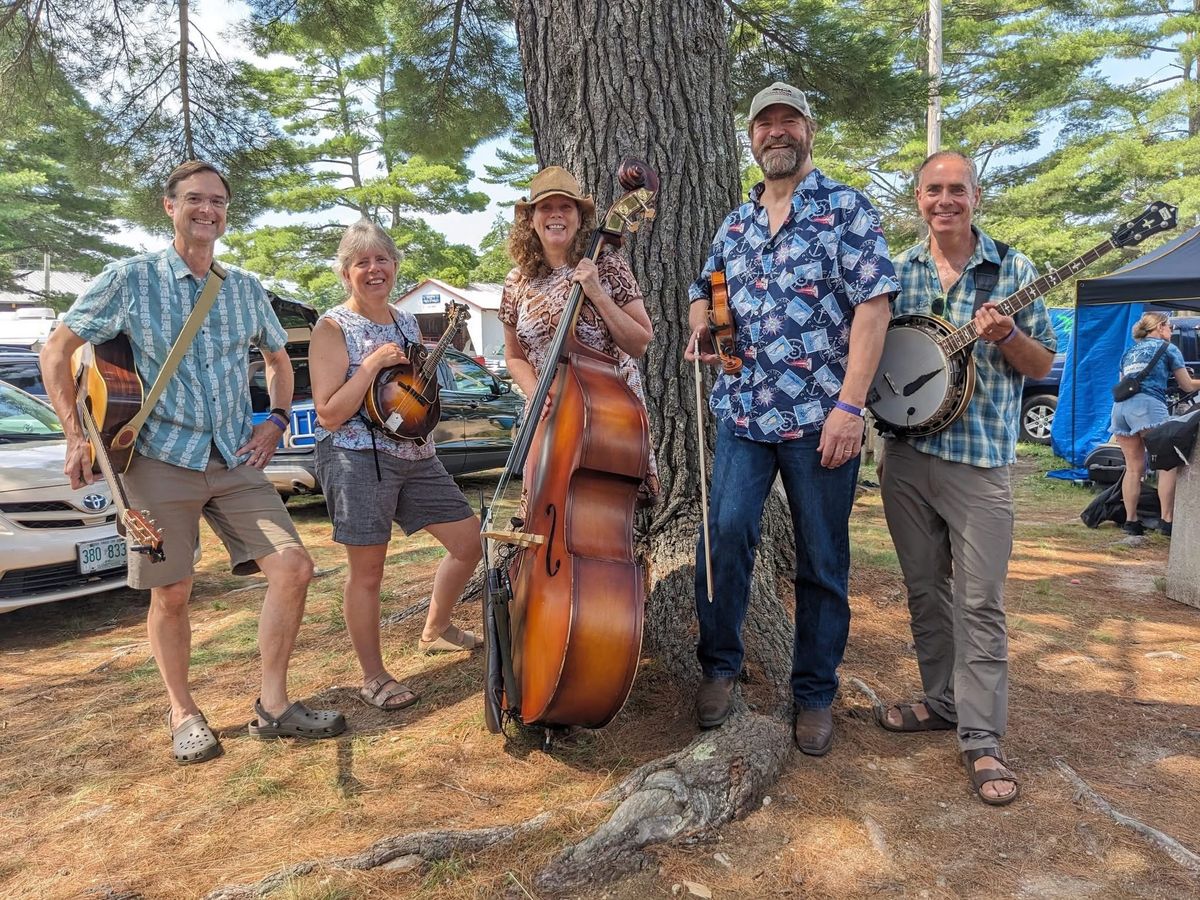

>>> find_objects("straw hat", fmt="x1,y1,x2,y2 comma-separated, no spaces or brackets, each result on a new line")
515,166,595,216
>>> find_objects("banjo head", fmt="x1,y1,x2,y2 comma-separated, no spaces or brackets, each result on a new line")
868,315,974,436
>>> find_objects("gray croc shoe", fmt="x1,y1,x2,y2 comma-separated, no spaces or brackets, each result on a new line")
170,712,224,765
247,699,347,740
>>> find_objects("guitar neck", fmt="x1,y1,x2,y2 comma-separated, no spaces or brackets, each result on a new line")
942,237,1118,355
78,401,136,524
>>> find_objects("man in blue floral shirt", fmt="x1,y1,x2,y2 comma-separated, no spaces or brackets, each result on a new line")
686,82,898,755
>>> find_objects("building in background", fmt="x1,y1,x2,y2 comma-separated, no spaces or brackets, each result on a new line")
393,278,503,364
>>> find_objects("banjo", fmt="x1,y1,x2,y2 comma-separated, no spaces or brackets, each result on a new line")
868,201,1177,437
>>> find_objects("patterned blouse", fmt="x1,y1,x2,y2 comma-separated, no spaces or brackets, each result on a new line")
313,303,434,461
500,250,659,491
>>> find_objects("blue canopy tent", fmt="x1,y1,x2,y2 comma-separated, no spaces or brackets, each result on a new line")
1052,225,1200,467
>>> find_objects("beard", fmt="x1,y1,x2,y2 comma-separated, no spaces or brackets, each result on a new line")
753,136,808,180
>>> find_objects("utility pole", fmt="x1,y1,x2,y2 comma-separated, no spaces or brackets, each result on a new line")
43,251,51,298
927,0,943,155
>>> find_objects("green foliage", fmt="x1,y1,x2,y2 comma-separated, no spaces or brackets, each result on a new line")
224,0,520,294
468,214,515,284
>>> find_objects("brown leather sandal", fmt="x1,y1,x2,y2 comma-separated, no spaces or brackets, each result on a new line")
963,746,1020,806
878,700,956,732
359,673,419,710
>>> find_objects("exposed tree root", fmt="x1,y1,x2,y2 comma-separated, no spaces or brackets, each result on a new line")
533,710,791,894
200,814,552,899
197,710,790,898
1055,758,1200,878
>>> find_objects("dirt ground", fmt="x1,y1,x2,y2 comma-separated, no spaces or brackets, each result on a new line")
2,451,1199,900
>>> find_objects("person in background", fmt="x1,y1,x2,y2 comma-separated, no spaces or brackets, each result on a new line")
1111,311,1200,537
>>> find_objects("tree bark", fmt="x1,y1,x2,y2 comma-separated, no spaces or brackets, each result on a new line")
514,0,801,889
178,0,194,160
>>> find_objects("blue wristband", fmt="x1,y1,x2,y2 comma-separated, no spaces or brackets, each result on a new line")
834,400,864,418
997,326,1019,346
267,412,289,431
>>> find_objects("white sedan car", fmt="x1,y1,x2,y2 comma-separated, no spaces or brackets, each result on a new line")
0,381,128,613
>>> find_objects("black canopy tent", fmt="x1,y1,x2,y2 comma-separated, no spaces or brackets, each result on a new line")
1051,224,1200,466
1076,224,1200,311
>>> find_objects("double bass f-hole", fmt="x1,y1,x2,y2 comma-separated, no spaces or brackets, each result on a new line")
544,504,561,577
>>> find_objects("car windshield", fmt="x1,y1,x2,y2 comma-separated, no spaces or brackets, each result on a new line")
0,382,63,441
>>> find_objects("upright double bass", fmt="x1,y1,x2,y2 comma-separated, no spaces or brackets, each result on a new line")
481,159,659,750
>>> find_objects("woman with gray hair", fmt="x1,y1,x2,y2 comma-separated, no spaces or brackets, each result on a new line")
1111,311,1200,536
309,219,483,712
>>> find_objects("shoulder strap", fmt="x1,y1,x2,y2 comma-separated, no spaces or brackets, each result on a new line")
110,261,227,455
971,241,1009,314
1132,338,1172,387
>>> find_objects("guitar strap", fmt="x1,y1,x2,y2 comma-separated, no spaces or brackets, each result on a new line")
109,261,227,456
929,241,1009,319
971,240,1009,314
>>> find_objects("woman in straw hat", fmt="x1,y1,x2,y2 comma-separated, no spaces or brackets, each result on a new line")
500,165,659,501
309,219,483,714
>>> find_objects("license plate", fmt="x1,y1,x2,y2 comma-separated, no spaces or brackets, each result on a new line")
77,535,127,574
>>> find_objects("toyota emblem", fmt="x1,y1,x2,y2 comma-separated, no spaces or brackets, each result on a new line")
81,493,109,512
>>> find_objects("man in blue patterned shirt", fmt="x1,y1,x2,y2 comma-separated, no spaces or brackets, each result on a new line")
41,161,345,765
876,152,1055,806
686,82,898,755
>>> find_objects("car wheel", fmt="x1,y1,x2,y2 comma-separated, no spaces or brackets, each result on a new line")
1020,393,1057,444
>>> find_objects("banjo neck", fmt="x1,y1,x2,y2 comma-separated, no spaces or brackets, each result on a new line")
939,237,1118,357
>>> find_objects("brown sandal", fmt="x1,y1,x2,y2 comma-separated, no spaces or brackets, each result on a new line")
359,673,419,710
878,700,956,733
962,746,1020,806
418,623,482,654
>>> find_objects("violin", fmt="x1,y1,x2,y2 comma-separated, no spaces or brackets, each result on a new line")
480,158,658,750
707,270,742,375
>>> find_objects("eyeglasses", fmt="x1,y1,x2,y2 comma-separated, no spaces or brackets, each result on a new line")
179,194,229,210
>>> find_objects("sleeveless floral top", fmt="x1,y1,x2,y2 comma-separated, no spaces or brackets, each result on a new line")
314,303,435,461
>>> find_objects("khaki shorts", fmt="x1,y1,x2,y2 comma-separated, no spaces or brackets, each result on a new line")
121,451,304,589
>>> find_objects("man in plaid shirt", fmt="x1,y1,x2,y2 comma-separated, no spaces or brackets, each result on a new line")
876,152,1055,806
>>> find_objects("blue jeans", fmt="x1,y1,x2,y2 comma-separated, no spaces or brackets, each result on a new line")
695,424,859,710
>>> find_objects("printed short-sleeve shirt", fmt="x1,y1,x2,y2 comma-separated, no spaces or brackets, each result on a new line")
891,227,1057,468
62,246,287,471
1118,337,1184,403
687,168,900,442
500,249,658,483
313,304,434,461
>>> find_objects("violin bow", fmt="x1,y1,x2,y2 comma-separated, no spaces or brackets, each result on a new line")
692,330,715,603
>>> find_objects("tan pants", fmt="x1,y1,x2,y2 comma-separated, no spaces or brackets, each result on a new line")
878,439,1013,751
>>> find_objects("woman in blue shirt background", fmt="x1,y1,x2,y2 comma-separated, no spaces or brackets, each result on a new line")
1111,312,1200,536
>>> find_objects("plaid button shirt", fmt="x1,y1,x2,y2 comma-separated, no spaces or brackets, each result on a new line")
63,246,287,471
891,227,1056,468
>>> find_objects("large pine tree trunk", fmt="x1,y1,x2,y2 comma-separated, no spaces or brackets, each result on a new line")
515,1,799,891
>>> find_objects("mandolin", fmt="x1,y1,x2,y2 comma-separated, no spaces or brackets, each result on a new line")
73,337,166,562
365,301,470,444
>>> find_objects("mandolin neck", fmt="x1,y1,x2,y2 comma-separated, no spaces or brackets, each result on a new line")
419,317,462,380
941,237,1118,355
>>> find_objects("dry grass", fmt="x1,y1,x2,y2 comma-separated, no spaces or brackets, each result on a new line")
2,461,1199,899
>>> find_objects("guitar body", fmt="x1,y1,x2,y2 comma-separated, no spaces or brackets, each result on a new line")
74,335,145,474
869,314,976,437
365,343,442,444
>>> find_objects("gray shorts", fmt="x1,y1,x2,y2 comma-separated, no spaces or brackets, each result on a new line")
1111,393,1168,436
316,441,475,545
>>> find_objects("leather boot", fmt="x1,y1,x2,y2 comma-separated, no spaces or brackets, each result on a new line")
695,675,736,728
793,707,834,756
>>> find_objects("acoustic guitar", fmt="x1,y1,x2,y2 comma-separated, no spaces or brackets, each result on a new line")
365,301,470,444
73,336,165,561
868,201,1178,437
